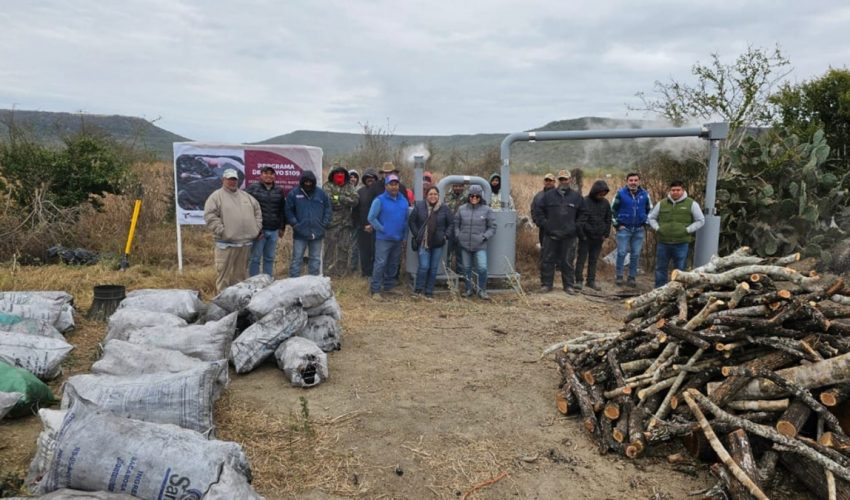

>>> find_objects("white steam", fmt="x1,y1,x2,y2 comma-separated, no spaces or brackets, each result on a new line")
403,143,431,164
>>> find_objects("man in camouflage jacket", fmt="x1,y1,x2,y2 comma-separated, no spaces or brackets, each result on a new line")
323,164,359,276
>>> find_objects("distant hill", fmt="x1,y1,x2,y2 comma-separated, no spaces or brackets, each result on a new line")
0,109,190,161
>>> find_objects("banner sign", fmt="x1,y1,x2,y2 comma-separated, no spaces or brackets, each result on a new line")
173,143,323,225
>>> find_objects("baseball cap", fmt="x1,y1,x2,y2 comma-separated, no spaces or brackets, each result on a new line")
386,174,400,183
557,169,571,180
222,168,239,179
544,173,555,181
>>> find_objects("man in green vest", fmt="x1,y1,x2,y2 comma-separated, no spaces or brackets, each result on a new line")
647,180,705,287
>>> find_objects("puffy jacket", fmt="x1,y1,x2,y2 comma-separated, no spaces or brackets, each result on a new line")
454,202,496,252
409,201,453,249
368,191,409,241
246,181,286,231
580,180,613,240
353,168,378,227
285,171,332,240
530,187,554,227
612,186,651,228
533,187,585,240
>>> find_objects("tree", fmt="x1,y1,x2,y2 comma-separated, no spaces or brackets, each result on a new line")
770,68,850,170
633,46,792,157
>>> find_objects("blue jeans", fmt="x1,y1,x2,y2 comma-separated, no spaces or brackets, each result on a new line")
461,249,488,293
371,239,403,293
616,226,646,279
289,238,323,277
655,242,689,288
249,229,279,276
414,245,444,296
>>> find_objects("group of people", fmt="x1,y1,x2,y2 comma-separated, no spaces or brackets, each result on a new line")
202,163,706,297
530,170,705,294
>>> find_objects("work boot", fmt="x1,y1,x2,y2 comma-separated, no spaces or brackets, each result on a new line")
573,283,584,291
627,277,637,288
539,285,553,293
478,290,491,300
564,286,577,295
463,288,474,298
615,276,624,286
586,281,601,291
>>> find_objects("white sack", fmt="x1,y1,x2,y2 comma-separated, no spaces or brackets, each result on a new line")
118,289,203,322
0,391,23,420
92,340,228,397
10,489,137,499
62,361,226,434
125,313,237,361
104,308,187,343
213,274,273,313
204,302,230,323
26,408,67,490
295,315,342,352
204,465,265,500
0,291,75,332
29,392,251,498
230,307,308,374
247,276,332,318
0,312,64,340
0,331,74,380
303,296,342,320
274,337,328,388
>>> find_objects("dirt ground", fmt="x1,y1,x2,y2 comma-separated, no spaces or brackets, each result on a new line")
0,272,811,499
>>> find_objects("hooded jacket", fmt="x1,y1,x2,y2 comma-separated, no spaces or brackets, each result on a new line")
353,168,378,227
454,187,496,252
580,180,613,240
246,179,286,231
488,173,515,210
533,185,585,240
324,166,358,229
285,171,332,240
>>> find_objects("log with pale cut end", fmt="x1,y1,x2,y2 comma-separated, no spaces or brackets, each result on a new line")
821,432,850,453
726,350,850,400
773,252,801,266
684,298,726,331
625,281,684,310
625,405,647,459
775,399,811,438
672,264,820,289
821,385,850,407
554,388,576,415
726,281,752,309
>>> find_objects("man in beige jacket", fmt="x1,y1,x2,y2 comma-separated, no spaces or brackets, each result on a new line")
204,168,262,292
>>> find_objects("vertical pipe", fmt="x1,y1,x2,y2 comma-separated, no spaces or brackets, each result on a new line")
703,140,721,216
413,155,425,201
694,139,722,267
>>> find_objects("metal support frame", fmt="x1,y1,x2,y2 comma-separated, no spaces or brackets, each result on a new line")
499,123,729,267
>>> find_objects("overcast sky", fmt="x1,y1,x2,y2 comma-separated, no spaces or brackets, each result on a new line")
1,1,847,142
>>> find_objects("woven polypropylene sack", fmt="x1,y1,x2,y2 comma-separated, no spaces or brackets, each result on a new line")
29,392,251,498
0,292,75,332
246,276,332,318
0,331,74,380
229,307,308,374
294,315,341,352
92,340,228,397
0,312,64,340
0,391,23,420
118,289,203,322
61,361,227,434
0,361,54,418
9,489,137,499
204,302,230,323
25,408,66,489
104,308,187,343
303,296,342,320
213,274,273,313
124,313,237,361
274,337,328,388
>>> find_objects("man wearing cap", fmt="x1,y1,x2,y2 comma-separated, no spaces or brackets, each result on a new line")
323,164,359,276
204,168,262,292
532,169,585,295
354,168,379,276
367,173,409,299
285,171,332,277
246,166,286,277
531,173,557,248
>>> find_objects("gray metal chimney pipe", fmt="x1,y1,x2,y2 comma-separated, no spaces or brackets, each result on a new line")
435,175,492,203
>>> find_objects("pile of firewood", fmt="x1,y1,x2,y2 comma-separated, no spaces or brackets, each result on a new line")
548,248,850,499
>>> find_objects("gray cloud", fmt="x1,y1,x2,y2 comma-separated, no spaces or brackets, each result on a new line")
1,0,846,142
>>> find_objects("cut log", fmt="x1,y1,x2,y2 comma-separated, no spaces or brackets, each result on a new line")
625,281,684,310
779,453,850,500
727,399,789,412
775,399,812,438
727,281,752,309
554,388,576,415
672,265,820,289
727,429,762,499
625,404,647,459
728,350,850,400
821,432,850,453
559,355,599,437
822,385,850,407
613,400,631,444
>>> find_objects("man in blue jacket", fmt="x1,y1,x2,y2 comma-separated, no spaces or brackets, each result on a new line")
285,171,332,277
367,174,409,300
611,172,652,287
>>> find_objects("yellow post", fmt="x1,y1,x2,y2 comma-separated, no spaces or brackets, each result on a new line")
120,199,142,269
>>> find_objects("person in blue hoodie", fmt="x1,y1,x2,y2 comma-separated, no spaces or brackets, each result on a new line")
367,174,409,300
285,171,332,277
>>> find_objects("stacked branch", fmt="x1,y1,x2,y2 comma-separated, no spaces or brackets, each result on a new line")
547,248,850,499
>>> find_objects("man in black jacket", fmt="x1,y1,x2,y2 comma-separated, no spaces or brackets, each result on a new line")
353,168,378,277
246,166,286,276
532,170,585,295
575,180,612,290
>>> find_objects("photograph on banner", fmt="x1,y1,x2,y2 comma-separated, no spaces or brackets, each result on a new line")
173,143,323,226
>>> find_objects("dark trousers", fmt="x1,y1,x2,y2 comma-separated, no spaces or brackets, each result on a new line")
575,238,603,285
541,236,577,289
357,228,375,277
445,237,463,274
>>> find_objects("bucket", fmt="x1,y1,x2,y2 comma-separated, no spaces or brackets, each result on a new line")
87,284,126,321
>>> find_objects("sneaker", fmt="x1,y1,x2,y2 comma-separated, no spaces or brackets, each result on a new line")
539,286,553,293
586,281,601,291
615,276,624,286
370,292,383,301
384,288,401,296
478,290,491,300
627,277,637,288
410,291,422,299
564,286,577,295
573,283,584,291
424,294,434,301
463,288,474,298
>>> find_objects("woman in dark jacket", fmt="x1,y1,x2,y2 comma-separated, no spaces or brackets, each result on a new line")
409,186,453,299
575,180,612,290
